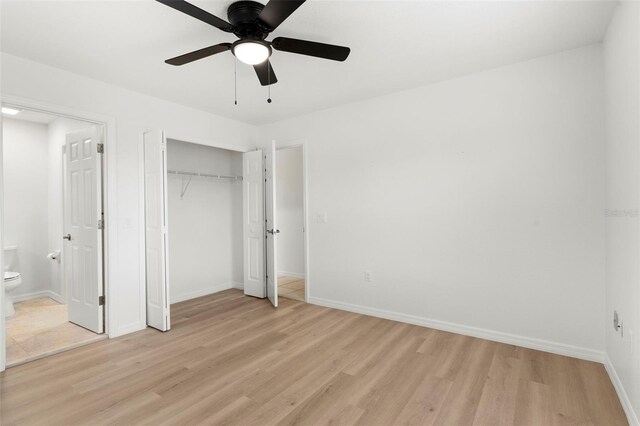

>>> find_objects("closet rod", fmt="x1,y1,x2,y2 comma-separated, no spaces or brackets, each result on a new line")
167,169,243,199
167,169,243,181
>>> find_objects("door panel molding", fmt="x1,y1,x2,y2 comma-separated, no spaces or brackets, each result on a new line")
243,149,266,298
64,128,104,333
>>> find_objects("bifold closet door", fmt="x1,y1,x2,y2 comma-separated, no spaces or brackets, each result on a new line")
143,130,171,331
64,128,104,333
243,149,266,298
265,141,278,308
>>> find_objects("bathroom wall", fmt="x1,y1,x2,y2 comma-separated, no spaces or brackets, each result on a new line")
276,147,304,277
2,118,50,299
167,139,243,303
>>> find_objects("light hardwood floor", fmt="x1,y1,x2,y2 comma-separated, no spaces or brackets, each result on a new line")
278,276,305,302
0,289,627,425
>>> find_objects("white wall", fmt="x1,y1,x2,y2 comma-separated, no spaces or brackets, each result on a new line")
260,44,606,358
276,147,304,277
2,118,50,298
47,117,96,302
1,53,256,337
604,2,640,424
167,140,243,303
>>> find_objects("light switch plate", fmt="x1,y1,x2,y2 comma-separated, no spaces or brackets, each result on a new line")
316,212,328,224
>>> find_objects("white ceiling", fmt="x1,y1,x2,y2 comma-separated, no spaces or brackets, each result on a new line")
1,0,616,125
2,109,57,124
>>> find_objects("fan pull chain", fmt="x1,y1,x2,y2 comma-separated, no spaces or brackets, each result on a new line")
267,61,272,104
234,57,238,106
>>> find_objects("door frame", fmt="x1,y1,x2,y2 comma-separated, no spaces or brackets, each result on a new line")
0,95,116,372
273,139,310,303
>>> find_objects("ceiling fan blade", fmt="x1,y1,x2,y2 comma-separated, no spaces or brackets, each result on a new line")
257,0,306,30
272,37,350,62
156,0,233,32
254,60,278,86
165,43,231,66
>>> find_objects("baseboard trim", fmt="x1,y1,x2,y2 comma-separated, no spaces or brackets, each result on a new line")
49,291,64,304
604,355,639,426
12,290,62,304
111,323,146,339
232,281,244,290
278,271,305,279
171,283,236,304
308,296,605,363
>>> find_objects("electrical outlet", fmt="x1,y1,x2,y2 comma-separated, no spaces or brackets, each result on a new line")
364,271,372,282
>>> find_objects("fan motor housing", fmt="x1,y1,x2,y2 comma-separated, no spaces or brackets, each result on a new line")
227,1,269,39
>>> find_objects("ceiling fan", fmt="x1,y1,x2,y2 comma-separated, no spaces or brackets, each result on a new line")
157,0,351,86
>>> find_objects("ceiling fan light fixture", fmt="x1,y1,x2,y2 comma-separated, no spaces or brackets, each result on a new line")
232,40,271,65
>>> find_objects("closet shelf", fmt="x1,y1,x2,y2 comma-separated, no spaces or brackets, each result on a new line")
167,169,243,181
167,169,243,200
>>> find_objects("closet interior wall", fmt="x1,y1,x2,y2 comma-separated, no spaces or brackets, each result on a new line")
166,139,243,303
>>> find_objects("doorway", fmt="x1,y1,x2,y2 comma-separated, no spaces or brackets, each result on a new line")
144,137,308,318
1,105,107,367
242,141,308,308
275,146,305,302
167,139,244,303
142,131,246,332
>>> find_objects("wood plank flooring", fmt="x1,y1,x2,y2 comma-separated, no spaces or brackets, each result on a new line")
0,289,627,425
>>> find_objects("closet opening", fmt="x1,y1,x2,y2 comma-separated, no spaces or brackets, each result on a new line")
275,146,306,302
143,136,309,324
1,105,108,367
165,139,244,307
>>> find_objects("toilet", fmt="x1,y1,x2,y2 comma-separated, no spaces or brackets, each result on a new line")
4,246,22,318
4,271,22,317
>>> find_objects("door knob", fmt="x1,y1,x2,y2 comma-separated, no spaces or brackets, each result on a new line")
267,229,280,235
63,234,72,241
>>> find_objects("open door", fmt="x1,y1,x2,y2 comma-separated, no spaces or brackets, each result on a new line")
143,130,170,331
64,128,104,333
243,149,266,298
265,141,278,307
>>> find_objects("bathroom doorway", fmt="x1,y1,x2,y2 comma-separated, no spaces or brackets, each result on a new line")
275,145,307,303
1,105,107,367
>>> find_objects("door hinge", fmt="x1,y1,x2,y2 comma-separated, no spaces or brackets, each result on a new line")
97,143,104,154
99,296,105,306
98,219,104,230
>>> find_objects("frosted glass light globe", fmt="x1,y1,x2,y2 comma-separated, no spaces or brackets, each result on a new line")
233,42,270,65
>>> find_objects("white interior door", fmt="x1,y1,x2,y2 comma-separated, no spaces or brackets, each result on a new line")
243,149,266,298
143,130,170,331
64,128,104,333
265,141,278,307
